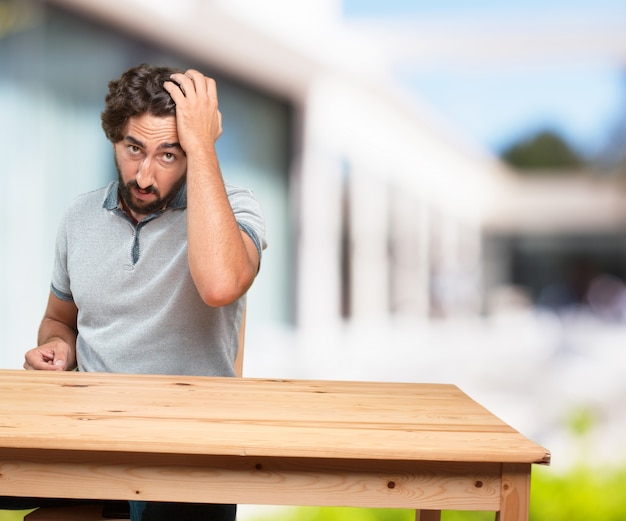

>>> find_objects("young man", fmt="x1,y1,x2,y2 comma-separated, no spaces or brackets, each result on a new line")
17,64,266,521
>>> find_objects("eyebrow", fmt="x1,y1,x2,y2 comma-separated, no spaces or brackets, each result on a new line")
124,135,184,152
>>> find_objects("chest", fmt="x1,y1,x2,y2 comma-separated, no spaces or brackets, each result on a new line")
65,210,190,301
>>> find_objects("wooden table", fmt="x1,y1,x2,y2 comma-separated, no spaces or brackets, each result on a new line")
0,369,549,521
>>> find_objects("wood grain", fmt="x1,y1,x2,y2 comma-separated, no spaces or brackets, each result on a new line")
0,449,503,509
0,370,550,464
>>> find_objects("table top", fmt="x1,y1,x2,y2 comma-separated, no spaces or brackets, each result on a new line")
0,369,550,465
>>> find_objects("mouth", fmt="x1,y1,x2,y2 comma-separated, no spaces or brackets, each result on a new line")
133,186,157,201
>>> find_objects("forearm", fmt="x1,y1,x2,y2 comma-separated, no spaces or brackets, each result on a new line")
38,316,78,349
32,293,79,370
186,149,257,307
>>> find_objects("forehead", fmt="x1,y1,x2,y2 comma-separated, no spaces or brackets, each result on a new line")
123,113,178,145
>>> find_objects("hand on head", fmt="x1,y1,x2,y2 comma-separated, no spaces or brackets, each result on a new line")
163,69,223,151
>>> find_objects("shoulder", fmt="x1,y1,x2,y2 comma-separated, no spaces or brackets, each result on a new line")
225,182,254,198
224,182,267,251
225,183,260,209
65,183,115,215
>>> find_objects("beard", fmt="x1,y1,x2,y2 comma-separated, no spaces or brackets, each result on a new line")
115,156,186,217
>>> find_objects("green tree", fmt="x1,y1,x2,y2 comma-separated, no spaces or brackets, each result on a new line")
501,130,585,171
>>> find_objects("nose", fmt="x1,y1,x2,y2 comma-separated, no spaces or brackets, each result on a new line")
136,157,155,189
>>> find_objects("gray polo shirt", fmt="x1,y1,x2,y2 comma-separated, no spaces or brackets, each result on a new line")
51,180,266,376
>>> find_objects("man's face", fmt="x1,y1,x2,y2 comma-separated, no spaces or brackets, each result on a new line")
114,113,187,221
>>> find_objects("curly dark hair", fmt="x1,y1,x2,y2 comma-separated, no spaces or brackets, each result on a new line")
101,64,183,142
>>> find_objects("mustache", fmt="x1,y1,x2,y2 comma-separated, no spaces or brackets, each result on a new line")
128,180,158,196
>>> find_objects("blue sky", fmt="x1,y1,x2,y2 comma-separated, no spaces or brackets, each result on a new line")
342,0,626,158
343,0,626,17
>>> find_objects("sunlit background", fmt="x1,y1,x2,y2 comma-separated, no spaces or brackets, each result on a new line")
1,0,626,516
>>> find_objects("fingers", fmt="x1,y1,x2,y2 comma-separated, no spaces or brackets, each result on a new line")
166,69,217,101
24,345,69,371
23,356,65,371
163,69,222,145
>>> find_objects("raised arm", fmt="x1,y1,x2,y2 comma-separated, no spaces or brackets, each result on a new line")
24,291,78,371
163,70,258,308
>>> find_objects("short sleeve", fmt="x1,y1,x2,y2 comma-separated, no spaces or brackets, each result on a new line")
226,184,267,263
50,207,73,302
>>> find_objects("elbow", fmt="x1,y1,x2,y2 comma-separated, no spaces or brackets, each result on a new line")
199,289,240,308
189,247,259,307
193,273,254,308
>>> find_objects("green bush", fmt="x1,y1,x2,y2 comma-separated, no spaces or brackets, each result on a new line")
248,465,626,521
529,465,626,521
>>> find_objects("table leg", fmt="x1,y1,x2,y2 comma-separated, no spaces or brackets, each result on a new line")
415,510,441,521
496,463,531,521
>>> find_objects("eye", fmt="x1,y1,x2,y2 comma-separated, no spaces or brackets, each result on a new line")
127,145,142,155
162,152,177,163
